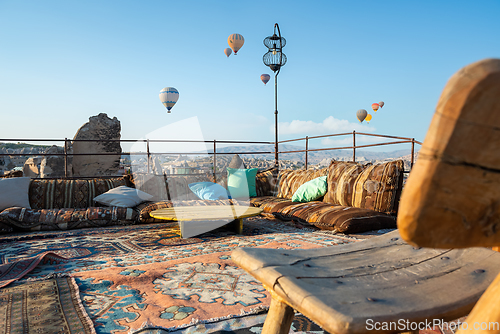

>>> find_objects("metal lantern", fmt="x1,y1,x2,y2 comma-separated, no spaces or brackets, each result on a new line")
263,25,287,73
263,23,286,166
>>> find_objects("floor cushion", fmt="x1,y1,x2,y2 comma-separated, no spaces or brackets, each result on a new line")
251,196,396,234
0,207,137,233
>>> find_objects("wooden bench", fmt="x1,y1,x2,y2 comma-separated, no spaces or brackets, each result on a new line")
232,230,500,333
232,58,500,334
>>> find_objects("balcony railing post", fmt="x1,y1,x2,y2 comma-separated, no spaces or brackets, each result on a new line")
147,139,150,173
411,138,415,169
64,138,68,178
352,130,356,162
213,140,217,183
305,136,309,170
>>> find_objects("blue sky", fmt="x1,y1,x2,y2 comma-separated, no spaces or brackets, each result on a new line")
1,0,499,152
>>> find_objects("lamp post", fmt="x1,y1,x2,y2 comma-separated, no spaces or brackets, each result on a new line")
263,23,286,167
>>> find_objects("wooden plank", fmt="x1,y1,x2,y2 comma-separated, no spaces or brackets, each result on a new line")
397,58,500,248
232,230,500,334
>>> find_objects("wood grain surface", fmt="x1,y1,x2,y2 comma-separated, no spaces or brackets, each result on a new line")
397,58,500,248
232,230,500,334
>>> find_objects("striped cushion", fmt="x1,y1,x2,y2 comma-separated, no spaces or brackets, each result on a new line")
255,168,278,197
277,168,329,199
0,206,137,233
250,196,294,214
29,178,126,209
273,201,396,233
323,160,404,214
351,160,404,214
250,197,396,234
323,161,363,206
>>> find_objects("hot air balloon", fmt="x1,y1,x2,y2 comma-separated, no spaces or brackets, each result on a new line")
366,114,372,123
227,33,244,55
224,48,232,57
356,109,368,123
379,101,384,108
260,74,270,85
159,87,179,113
371,103,380,113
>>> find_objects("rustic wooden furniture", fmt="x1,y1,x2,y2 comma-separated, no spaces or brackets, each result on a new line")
150,205,262,238
397,58,500,333
232,58,500,334
232,230,500,333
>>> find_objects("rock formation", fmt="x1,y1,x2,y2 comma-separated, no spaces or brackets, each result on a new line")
23,157,43,177
228,154,246,169
40,145,71,178
72,113,122,177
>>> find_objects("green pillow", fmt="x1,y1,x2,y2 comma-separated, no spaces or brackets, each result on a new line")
227,167,259,199
292,176,328,202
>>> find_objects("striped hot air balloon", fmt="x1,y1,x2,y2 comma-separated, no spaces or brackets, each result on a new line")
371,103,380,113
227,33,244,55
159,87,179,113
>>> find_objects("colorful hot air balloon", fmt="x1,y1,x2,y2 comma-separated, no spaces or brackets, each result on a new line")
159,87,179,113
356,109,368,123
260,74,270,85
379,101,384,108
371,103,380,113
224,48,232,57
366,114,372,123
227,33,244,55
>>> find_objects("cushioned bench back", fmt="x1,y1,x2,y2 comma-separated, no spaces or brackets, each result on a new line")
324,160,404,214
29,177,126,209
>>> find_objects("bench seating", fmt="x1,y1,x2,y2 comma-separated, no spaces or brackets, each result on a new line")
232,230,500,333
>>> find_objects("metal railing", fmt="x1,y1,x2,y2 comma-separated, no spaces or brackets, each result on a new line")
278,131,422,170
0,138,275,181
0,131,422,179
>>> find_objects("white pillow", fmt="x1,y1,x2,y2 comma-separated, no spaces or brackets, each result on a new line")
94,186,154,208
0,177,31,211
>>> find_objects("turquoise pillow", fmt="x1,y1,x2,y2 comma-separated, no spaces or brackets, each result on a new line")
188,182,229,200
292,176,328,202
227,167,259,199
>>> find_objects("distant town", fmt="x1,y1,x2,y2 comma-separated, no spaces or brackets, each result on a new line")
0,142,418,178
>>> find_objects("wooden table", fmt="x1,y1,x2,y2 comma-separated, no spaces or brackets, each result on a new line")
150,205,263,238
232,230,500,334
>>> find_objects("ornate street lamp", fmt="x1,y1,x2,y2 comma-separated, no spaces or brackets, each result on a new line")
263,23,286,167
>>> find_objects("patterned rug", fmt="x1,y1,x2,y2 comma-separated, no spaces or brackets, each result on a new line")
0,277,96,333
0,251,67,288
0,217,365,333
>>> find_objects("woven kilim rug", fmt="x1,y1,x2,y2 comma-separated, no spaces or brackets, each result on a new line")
0,251,68,288
0,276,96,333
0,217,368,333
